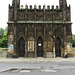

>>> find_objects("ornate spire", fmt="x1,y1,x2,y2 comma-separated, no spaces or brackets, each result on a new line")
63,0,67,6
59,0,67,9
59,0,63,6
12,0,20,8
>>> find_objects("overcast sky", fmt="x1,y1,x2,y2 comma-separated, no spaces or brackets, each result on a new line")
0,0,75,34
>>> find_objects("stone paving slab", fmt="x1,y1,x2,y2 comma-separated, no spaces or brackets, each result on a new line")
0,57,75,63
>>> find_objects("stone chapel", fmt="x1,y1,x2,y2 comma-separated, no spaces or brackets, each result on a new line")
7,0,72,58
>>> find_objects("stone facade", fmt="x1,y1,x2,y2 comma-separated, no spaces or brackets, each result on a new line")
7,0,72,58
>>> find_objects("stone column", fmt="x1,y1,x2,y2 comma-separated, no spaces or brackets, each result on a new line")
53,47,55,58
25,26,28,57
34,25,37,58
25,41,28,57
34,40,37,57
44,41,46,58
13,23,17,57
43,26,46,58
53,37,56,58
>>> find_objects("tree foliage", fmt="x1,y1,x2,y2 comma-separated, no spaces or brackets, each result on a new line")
0,28,4,39
0,26,8,48
72,35,75,47
0,28,4,36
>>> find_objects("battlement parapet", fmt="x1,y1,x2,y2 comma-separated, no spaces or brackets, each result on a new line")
20,5,60,10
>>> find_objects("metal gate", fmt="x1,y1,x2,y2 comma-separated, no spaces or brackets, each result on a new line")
55,37,61,57
19,37,25,57
37,37,43,57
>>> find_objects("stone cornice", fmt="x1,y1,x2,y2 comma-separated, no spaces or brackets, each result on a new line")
7,21,72,24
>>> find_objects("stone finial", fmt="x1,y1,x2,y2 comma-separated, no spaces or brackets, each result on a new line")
21,5,24,9
25,4,28,9
43,5,45,10
9,4,10,7
9,4,11,8
30,5,32,9
34,4,37,9
69,4,70,8
39,5,41,10
52,5,54,9
47,6,50,10
56,6,58,10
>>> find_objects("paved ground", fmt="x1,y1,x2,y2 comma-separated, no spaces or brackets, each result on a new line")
0,62,75,75
0,57,75,75
0,57,75,63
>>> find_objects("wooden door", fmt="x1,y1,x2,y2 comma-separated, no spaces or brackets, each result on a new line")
37,37,43,57
19,37,25,57
55,37,61,57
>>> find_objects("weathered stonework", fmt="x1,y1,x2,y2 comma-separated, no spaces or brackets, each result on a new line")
7,0,72,58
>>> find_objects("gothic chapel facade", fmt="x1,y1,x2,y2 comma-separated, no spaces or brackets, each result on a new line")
7,0,72,58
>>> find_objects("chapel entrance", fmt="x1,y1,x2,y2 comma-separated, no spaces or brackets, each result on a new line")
55,37,61,57
19,37,25,57
37,37,43,57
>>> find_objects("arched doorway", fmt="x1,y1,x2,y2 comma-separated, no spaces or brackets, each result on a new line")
19,37,25,57
55,37,61,57
37,37,43,57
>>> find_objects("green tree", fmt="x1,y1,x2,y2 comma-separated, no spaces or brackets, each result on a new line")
5,26,8,31
0,28,4,39
0,28,4,35
72,35,75,47
0,26,8,48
